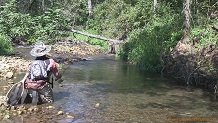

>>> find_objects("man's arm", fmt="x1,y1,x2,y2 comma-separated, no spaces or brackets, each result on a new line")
49,59,62,80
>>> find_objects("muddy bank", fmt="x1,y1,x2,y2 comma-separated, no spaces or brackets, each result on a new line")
162,41,218,93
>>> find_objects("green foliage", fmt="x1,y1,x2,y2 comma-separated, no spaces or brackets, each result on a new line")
119,5,183,72
85,29,109,50
83,0,186,72
53,0,89,26
88,0,154,39
0,0,72,44
69,32,108,50
0,34,13,55
0,0,217,73
0,12,32,39
87,38,108,50
0,0,32,39
28,8,72,43
190,20,218,48
193,0,218,16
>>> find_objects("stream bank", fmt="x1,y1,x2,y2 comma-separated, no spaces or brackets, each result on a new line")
0,42,217,123
0,41,105,80
163,40,218,95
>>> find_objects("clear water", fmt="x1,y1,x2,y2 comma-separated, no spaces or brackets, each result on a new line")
50,55,218,123
2,47,217,122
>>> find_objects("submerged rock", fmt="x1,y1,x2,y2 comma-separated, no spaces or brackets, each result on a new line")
5,72,14,79
0,96,8,106
66,114,74,119
3,114,10,120
46,105,55,109
57,110,64,115
95,103,100,108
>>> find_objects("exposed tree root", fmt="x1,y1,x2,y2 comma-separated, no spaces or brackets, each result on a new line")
162,37,218,94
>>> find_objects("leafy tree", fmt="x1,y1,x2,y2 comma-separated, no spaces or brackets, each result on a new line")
0,0,72,44
0,34,13,55
0,0,217,74
118,1,183,72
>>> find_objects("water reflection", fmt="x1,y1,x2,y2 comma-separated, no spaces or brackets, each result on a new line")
52,55,218,122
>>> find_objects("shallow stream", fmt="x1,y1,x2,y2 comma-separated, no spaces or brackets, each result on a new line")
2,47,218,122
53,55,217,123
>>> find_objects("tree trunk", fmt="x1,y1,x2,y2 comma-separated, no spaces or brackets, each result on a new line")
207,0,211,19
42,0,45,13
154,0,157,14
51,0,55,7
181,0,191,43
88,0,92,17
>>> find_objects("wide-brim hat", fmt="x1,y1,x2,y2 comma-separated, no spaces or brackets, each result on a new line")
30,41,51,57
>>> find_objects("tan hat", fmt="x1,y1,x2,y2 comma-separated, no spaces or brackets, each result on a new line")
30,42,51,57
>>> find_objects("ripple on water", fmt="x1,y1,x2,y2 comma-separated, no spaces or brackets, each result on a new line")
3,54,218,122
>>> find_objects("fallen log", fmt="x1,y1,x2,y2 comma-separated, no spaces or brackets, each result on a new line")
70,29,124,44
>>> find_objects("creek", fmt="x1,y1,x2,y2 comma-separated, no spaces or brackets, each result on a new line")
2,47,218,122
53,55,217,122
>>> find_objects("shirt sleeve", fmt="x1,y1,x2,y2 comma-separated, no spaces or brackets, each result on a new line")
48,59,62,79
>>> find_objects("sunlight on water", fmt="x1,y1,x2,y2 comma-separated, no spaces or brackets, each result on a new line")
7,48,218,122
52,55,218,123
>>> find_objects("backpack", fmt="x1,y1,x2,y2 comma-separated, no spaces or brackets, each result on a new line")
30,60,48,80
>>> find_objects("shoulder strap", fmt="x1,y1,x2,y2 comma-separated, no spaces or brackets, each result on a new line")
44,59,50,70
30,60,49,80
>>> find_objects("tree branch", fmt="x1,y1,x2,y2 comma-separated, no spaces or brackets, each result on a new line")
70,29,124,44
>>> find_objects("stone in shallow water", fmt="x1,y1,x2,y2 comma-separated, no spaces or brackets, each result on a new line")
33,107,39,112
5,72,14,79
0,96,8,106
3,114,10,120
17,110,23,115
46,105,55,109
7,81,14,85
66,114,74,119
57,111,64,115
95,103,100,108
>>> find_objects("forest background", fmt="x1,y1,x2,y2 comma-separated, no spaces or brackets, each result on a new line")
0,0,217,91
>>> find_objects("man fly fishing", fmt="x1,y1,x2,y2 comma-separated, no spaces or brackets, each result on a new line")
24,41,63,104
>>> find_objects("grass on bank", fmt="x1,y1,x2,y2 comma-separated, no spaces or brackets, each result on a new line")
68,32,109,51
